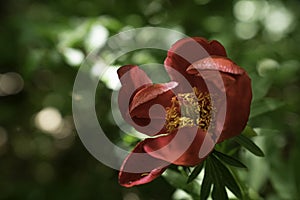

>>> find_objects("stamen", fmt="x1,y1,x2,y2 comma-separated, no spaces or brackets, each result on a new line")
165,87,214,132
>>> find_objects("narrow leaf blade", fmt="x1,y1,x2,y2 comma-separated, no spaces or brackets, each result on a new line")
212,184,228,200
210,155,242,199
235,135,265,157
206,156,228,200
213,150,247,169
242,125,257,137
200,164,212,200
187,163,204,183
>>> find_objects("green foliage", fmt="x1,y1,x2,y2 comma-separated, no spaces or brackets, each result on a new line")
209,155,243,200
213,150,247,169
205,156,229,200
235,135,265,157
200,166,212,200
163,169,200,199
250,98,284,119
187,163,204,184
164,147,258,199
241,125,257,137
1,0,300,199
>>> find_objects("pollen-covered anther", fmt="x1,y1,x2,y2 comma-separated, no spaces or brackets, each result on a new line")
179,117,194,127
165,87,214,132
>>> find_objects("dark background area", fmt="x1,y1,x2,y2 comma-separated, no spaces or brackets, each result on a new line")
0,0,299,199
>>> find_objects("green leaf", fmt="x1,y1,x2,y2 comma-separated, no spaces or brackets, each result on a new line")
250,98,284,119
187,163,204,183
162,169,200,199
210,155,243,199
206,157,228,200
235,135,265,157
213,150,247,169
212,184,228,200
200,166,212,200
242,125,258,137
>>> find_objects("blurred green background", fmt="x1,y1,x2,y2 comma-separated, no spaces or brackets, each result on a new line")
0,0,299,199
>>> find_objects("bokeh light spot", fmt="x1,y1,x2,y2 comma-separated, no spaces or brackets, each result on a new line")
84,25,108,51
0,72,24,96
100,66,120,90
35,107,63,134
62,48,85,66
264,6,294,35
235,22,258,39
234,1,256,22
257,58,280,77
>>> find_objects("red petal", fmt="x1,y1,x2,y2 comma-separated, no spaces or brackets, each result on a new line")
217,72,252,142
117,65,152,86
164,37,227,73
186,56,245,75
185,56,252,142
166,37,227,62
130,82,178,114
209,40,227,57
118,65,152,125
143,127,215,166
164,37,227,89
118,66,178,136
130,82,177,113
119,140,169,187
129,83,177,136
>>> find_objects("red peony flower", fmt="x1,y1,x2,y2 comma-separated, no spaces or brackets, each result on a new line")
117,37,252,187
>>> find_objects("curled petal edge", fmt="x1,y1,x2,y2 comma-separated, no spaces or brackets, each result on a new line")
186,56,245,75
129,81,178,113
117,65,152,86
119,140,170,187
167,37,227,58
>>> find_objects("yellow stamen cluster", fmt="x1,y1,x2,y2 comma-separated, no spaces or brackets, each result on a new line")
165,87,213,132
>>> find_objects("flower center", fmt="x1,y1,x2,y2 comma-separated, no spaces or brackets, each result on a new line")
165,87,214,132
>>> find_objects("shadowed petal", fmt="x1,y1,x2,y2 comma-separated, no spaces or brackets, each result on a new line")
143,127,214,166
118,66,178,136
130,82,178,114
166,37,227,66
117,65,152,87
186,57,252,142
164,37,227,82
129,83,177,136
209,40,228,57
119,140,169,187
217,72,252,142
117,65,152,125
